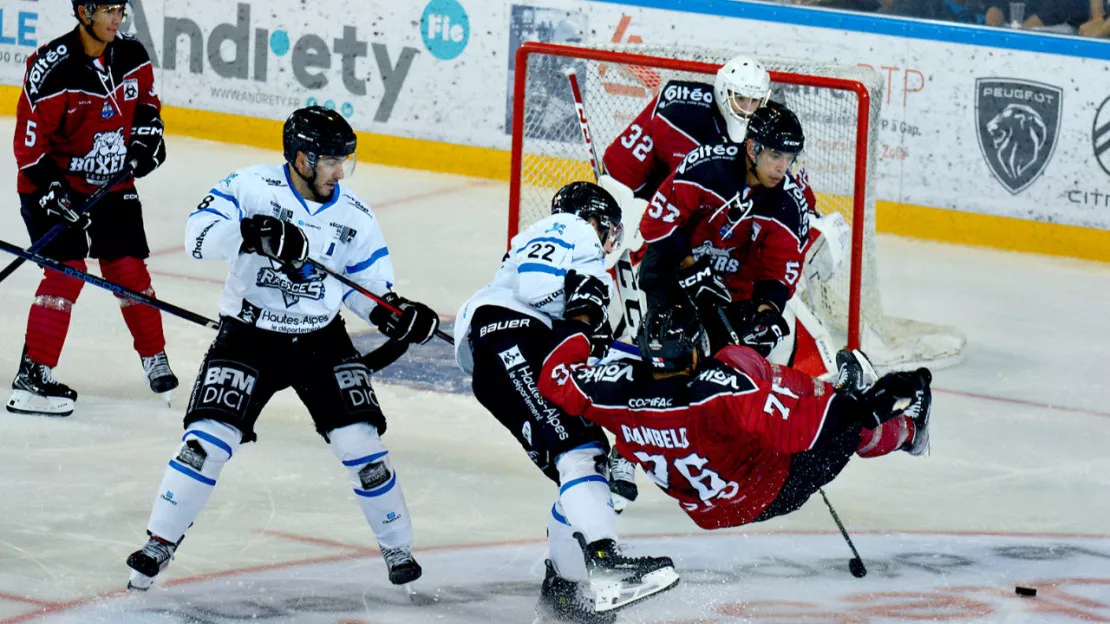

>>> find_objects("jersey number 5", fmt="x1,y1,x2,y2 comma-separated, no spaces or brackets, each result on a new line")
24,120,37,147
619,124,654,162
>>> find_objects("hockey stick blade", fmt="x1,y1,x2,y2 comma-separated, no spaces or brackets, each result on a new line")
0,162,136,285
0,238,219,331
305,258,454,345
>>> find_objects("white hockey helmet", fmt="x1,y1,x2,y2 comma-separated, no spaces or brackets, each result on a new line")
714,55,772,142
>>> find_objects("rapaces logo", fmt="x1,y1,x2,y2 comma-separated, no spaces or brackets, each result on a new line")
256,262,325,307
975,78,1062,195
123,0,419,122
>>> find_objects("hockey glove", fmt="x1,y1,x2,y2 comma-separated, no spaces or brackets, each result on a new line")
564,270,614,357
35,180,90,230
676,256,731,309
240,215,309,268
369,292,440,345
128,115,165,178
739,307,790,357
858,368,932,428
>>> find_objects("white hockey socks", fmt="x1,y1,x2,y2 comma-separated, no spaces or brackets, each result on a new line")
328,423,413,550
547,501,588,581
147,419,240,543
556,443,618,545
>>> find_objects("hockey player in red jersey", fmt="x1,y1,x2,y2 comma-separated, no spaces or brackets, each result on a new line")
7,0,174,417
638,103,810,358
540,303,933,531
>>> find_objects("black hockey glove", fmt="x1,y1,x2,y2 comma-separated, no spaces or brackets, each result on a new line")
35,180,89,230
676,256,731,309
739,306,790,357
564,270,613,357
858,368,932,428
128,114,165,178
369,292,440,345
240,215,309,267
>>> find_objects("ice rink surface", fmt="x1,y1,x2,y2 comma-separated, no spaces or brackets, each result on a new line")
1,119,1109,623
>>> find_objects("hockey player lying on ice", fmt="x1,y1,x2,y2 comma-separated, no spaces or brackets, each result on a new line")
539,302,932,532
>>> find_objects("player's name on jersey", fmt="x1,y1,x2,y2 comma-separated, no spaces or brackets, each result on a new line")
620,424,690,449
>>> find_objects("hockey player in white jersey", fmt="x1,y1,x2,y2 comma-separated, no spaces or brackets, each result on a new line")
125,107,440,591
455,182,678,623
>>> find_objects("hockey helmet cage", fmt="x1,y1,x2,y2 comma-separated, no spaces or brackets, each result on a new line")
283,106,358,172
637,305,708,374
551,181,624,248
745,101,805,155
714,56,772,142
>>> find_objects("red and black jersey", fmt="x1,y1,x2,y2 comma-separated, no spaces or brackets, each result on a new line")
539,332,837,529
602,79,817,213
639,142,811,304
14,28,160,196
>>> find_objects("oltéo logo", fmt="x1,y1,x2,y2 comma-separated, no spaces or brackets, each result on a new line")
123,0,419,121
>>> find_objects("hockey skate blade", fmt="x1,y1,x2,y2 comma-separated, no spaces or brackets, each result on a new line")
590,567,680,613
159,390,174,408
611,493,630,514
126,569,155,591
6,390,74,417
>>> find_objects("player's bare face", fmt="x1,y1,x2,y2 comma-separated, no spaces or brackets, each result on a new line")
750,145,798,188
312,155,352,197
85,5,126,42
588,217,621,254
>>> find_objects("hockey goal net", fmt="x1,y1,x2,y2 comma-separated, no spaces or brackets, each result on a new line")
508,42,964,369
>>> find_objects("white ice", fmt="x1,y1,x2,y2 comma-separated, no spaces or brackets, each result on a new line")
1,118,1108,623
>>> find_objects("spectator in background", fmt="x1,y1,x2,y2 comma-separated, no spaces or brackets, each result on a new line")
1079,0,1110,36
1022,0,1102,33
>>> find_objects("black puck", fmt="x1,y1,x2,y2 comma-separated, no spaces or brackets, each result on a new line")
849,558,867,578
1015,586,1037,597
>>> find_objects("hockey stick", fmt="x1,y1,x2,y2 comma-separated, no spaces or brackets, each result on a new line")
818,488,867,578
0,238,219,330
0,162,137,285
305,258,454,346
565,68,646,342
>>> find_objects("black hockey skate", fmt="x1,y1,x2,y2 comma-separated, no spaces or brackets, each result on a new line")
536,560,616,624
833,348,877,399
142,352,178,405
6,348,77,417
581,538,679,613
899,369,933,457
126,532,183,590
608,447,638,514
381,544,422,585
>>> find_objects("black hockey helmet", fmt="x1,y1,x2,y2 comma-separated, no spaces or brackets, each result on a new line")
637,305,708,374
551,181,624,247
745,100,805,154
283,106,358,168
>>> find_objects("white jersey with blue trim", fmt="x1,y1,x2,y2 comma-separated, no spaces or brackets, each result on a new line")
184,163,393,334
453,212,614,373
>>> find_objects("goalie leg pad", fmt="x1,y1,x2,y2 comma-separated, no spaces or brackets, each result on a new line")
329,422,413,549
556,443,617,546
147,419,240,543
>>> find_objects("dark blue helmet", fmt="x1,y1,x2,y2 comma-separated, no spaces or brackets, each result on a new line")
637,305,708,373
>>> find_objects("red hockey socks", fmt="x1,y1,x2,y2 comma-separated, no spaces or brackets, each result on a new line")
856,415,916,458
25,261,87,368
100,257,166,358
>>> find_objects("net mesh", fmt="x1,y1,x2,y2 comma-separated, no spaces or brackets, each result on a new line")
511,43,964,369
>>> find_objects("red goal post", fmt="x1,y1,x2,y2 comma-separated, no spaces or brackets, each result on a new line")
507,42,965,369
